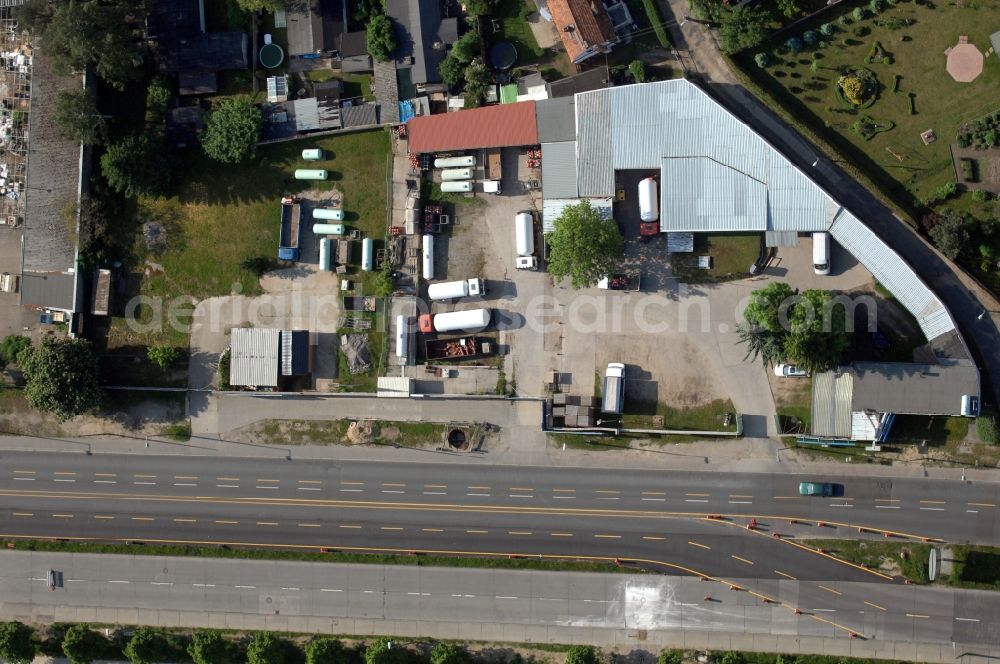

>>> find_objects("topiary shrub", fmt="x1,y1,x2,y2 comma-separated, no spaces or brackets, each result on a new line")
853,6,868,20
869,0,884,13
907,92,916,115
786,36,803,53
838,14,851,25
820,22,835,35
754,52,770,67
803,30,819,46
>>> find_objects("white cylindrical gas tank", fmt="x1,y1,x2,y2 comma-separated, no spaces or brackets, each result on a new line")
295,169,328,180
441,167,473,181
638,177,659,222
361,237,374,271
312,223,345,235
395,315,408,358
515,211,534,257
422,234,434,280
434,155,476,168
313,208,343,221
301,148,325,161
319,238,331,271
431,308,491,333
428,280,469,301
440,181,472,193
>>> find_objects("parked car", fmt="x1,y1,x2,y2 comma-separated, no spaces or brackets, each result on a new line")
799,482,835,497
774,363,809,377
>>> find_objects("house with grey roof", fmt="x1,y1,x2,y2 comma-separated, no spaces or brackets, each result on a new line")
384,0,457,93
543,78,978,440
286,0,343,56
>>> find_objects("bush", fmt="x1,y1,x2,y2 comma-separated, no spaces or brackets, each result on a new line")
0,335,30,369
907,92,916,115
641,0,671,47
218,348,231,391
838,14,851,25
786,36,803,53
869,0,884,12
820,22,835,35
658,651,684,664
853,6,868,19
972,190,990,202
201,96,263,164
891,73,901,92
803,30,818,46
927,208,969,259
754,52,770,67
977,416,1000,444
853,25,870,36
629,59,648,82
961,158,977,182
366,13,396,62
565,647,600,664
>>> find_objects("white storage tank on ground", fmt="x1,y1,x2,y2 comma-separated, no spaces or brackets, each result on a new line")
441,167,473,181
639,177,658,223
428,278,484,301
295,169,328,180
440,181,472,193
434,155,476,168
361,237,374,271
313,208,343,221
319,238,331,271
312,223,345,235
432,308,491,332
396,315,408,359
515,211,534,256
422,234,434,280
301,148,325,161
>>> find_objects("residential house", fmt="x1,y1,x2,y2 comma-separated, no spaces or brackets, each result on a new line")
547,0,616,64
384,0,459,95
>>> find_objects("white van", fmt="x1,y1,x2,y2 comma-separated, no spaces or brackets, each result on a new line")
812,232,831,275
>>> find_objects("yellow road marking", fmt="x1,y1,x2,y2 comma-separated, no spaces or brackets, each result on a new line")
381,526,403,531
864,601,887,611
818,585,842,596
52,514,73,518
775,570,797,580
422,528,444,532
12,512,33,516
215,520,238,524
299,480,322,484
686,493,710,497
256,479,279,483
906,613,930,619
174,476,197,480
919,500,945,504
173,518,196,523
509,487,533,491
341,481,364,485
688,541,710,550
594,534,621,539
298,523,321,528
596,490,620,494
94,473,117,477
216,477,240,481
508,531,532,535
731,555,754,565
642,536,666,541
94,515,114,520
53,472,76,476
467,485,490,489
256,522,279,526
424,484,447,488
131,517,155,521
13,470,35,474
729,495,753,498
339,525,362,529
968,502,995,507
382,483,405,487
550,532,573,537
553,488,576,493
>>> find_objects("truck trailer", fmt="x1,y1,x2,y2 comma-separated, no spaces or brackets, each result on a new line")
418,308,492,333
278,196,302,261
427,278,484,301
425,336,495,361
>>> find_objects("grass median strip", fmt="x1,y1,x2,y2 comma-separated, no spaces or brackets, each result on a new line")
4,538,643,574
802,539,930,582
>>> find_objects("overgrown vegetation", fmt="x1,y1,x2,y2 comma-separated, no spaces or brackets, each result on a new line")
802,539,930,582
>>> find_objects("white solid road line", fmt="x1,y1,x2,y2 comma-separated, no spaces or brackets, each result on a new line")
235,585,256,589
955,617,980,622
174,483,196,487
151,582,173,586
216,484,239,488
875,505,900,509
319,588,342,592
108,580,130,584
13,477,34,481
920,507,945,511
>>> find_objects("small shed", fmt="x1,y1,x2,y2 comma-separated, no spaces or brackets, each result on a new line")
91,269,111,316
230,327,310,389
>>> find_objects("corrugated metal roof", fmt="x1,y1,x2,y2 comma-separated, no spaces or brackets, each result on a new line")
541,142,578,199
536,97,576,143
542,197,612,233
293,98,320,131
811,371,853,439
408,101,538,153
764,231,798,247
829,208,956,342
573,80,832,231
660,157,766,232
230,328,280,388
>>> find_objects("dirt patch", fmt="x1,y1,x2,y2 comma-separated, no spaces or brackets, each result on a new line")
347,419,377,444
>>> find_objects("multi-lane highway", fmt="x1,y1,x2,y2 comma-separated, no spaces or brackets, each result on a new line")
1,452,996,582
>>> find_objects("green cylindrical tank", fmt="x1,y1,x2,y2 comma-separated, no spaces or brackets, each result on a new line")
312,223,345,235
295,169,328,180
302,149,325,161
313,208,343,221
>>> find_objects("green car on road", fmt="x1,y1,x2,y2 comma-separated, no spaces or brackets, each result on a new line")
799,482,834,496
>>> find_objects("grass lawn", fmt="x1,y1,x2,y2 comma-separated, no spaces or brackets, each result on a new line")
802,539,930,582
307,70,375,102
622,398,738,432
735,0,1000,208
890,414,969,444
949,544,1000,590
671,233,761,282
107,130,391,350
775,379,812,434
494,0,545,60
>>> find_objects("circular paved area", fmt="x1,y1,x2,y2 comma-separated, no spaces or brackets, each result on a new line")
946,43,984,82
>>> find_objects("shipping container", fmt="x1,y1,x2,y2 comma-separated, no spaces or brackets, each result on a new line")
313,208,344,221
278,196,302,261
441,167,473,181
295,169,328,180
312,223,345,235
422,234,434,280
427,278,484,301
515,211,534,257
419,308,492,333
302,148,325,160
361,237,374,271
319,238,331,271
434,155,476,168
440,180,472,193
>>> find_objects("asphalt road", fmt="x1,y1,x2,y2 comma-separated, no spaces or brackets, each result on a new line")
1,452,997,584
3,551,999,649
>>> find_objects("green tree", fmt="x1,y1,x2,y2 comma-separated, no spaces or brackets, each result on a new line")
462,57,492,107
20,338,103,421
306,638,348,664
735,321,784,367
742,282,795,334
929,210,971,260
12,0,54,34
372,261,395,297
783,289,850,372
101,134,169,198
464,0,497,16
547,200,624,289
777,0,798,17
124,627,167,664
54,90,106,145
188,630,236,664
202,96,263,164
838,74,865,105
366,13,397,62
364,639,407,664
62,625,106,664
0,621,35,664
786,36,802,53
0,335,31,369
819,22,835,35
718,5,771,54
438,53,465,87
235,0,283,10
565,647,600,664
42,1,143,90
147,345,181,371
430,643,468,664
628,59,648,82
451,30,481,64
247,633,295,664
